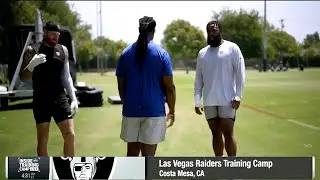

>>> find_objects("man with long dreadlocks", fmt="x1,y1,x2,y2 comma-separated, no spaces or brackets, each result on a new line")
194,20,245,157
116,16,176,156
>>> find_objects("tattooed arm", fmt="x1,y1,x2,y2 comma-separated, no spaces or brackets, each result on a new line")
20,46,36,81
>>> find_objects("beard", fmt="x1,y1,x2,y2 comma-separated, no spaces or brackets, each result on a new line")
43,36,57,46
207,34,222,47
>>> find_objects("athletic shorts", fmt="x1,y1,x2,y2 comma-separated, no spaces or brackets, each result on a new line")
120,116,167,145
204,106,236,121
33,96,72,124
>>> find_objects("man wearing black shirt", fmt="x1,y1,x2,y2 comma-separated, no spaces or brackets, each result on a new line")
20,21,78,156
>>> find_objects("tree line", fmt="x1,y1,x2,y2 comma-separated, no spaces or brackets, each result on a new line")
0,1,319,72
163,8,320,69
0,0,127,71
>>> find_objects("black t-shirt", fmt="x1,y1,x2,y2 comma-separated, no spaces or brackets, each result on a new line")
32,44,66,101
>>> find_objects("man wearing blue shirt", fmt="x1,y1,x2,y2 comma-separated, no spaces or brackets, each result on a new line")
116,16,176,157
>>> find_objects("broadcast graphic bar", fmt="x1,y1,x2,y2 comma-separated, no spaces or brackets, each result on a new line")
6,156,315,179
146,157,315,179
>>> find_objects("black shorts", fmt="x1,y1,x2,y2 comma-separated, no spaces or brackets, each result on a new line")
33,96,72,124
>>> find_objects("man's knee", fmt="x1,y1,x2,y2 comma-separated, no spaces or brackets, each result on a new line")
62,130,75,140
141,143,157,156
57,119,75,141
127,142,141,156
207,119,223,136
223,131,235,142
36,123,50,143
209,126,222,138
212,130,223,140
220,118,235,138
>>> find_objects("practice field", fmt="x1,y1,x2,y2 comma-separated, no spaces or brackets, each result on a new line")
0,69,319,178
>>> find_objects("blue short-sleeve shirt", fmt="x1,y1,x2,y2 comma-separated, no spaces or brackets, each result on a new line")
116,41,173,117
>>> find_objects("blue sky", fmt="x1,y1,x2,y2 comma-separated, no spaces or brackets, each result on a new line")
68,1,320,45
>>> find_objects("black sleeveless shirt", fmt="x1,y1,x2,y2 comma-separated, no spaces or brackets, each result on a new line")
32,43,66,101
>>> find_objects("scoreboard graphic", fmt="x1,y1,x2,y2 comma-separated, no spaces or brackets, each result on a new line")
6,156,315,179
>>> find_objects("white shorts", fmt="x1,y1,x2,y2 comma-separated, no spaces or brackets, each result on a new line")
120,116,167,145
204,106,236,120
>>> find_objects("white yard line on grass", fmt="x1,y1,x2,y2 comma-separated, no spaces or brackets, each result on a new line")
287,119,320,132
243,104,320,132
184,75,320,132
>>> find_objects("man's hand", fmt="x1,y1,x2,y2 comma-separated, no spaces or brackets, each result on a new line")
231,97,241,110
195,103,204,115
166,113,175,128
70,100,79,116
195,107,204,115
26,54,47,72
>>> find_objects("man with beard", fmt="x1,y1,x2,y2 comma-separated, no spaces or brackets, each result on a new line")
194,20,245,157
20,21,78,156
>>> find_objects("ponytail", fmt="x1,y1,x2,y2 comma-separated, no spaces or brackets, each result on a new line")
135,29,148,63
135,16,156,63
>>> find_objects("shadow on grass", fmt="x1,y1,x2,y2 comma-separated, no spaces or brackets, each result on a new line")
0,99,122,111
0,102,33,111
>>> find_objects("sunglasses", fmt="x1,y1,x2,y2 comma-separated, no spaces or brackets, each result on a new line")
46,31,60,36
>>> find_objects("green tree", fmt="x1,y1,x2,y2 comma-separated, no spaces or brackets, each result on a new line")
302,31,320,49
95,37,128,60
76,41,99,70
0,0,96,68
93,37,128,68
266,43,277,61
300,32,320,67
74,24,99,70
113,40,128,61
0,0,126,70
303,43,320,58
74,24,92,43
5,1,80,31
94,37,115,58
39,1,80,33
268,30,300,58
212,8,264,59
301,43,320,67
162,19,206,62
11,1,40,24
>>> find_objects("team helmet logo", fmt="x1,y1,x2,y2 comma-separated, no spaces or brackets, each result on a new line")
61,157,106,180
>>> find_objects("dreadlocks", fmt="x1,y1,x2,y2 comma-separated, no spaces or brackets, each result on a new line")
136,16,156,63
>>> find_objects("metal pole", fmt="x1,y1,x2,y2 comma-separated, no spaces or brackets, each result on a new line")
279,19,284,68
96,2,100,73
280,19,284,31
35,9,43,43
263,0,267,72
99,0,104,75
9,32,33,91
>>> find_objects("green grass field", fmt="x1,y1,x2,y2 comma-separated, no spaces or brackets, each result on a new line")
0,69,319,179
